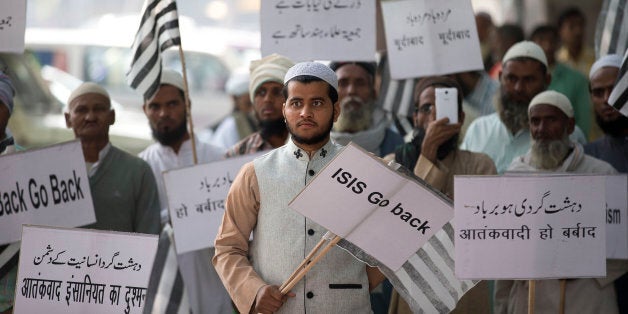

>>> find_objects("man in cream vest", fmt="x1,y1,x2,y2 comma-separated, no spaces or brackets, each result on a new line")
214,62,382,313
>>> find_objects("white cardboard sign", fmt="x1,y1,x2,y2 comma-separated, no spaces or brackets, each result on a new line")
163,154,257,253
261,0,376,61
381,0,483,79
13,225,158,314
289,143,453,271
454,175,607,280
0,0,26,53
606,174,628,259
0,141,96,245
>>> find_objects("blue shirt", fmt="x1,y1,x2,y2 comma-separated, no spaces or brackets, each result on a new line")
461,113,586,173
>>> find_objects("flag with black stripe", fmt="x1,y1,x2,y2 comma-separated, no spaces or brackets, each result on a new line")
375,54,418,138
338,223,478,314
595,0,628,58
0,242,20,280
609,50,628,116
143,224,189,314
127,0,181,101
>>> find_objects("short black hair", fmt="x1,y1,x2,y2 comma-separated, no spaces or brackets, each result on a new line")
282,75,339,104
557,6,585,29
497,24,525,43
329,61,377,78
529,25,558,41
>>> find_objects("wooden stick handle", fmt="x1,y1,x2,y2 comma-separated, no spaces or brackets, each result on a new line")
528,280,535,314
559,279,566,314
177,46,198,164
280,235,341,295
278,236,327,292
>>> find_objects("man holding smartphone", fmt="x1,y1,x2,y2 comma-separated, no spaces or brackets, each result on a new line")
385,76,496,313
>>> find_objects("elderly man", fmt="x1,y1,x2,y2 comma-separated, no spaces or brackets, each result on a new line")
329,61,404,157
495,90,619,314
461,41,586,173
585,54,628,172
585,54,628,312
64,82,160,234
385,76,496,314
214,62,380,313
225,54,294,157
0,72,19,314
138,70,231,313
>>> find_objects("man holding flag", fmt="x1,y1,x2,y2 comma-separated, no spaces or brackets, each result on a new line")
127,0,231,313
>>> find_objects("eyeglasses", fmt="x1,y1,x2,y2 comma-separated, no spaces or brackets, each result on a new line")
415,103,433,114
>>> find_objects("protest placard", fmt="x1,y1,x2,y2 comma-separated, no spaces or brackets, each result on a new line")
381,0,483,79
163,154,258,253
289,143,452,271
454,175,607,279
260,0,376,61
0,0,26,53
606,174,628,259
0,141,95,245
13,225,158,314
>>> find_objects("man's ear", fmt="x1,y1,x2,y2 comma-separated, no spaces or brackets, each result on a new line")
108,109,116,126
459,110,466,125
333,101,341,122
567,117,575,135
64,112,71,128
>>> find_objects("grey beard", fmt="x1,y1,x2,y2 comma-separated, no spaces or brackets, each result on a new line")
333,96,372,133
499,94,530,133
529,136,572,170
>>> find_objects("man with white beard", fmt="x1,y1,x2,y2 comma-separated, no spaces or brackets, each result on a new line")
495,90,621,314
329,61,404,157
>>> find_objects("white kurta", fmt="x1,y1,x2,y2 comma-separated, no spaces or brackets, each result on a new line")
139,136,231,314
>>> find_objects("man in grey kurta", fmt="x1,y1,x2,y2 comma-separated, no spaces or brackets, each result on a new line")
65,82,160,235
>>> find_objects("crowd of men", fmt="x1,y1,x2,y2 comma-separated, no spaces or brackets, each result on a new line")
0,5,626,314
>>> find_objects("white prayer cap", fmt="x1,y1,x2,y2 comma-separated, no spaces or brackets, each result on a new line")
160,69,185,91
529,90,573,118
225,69,250,96
284,61,338,93
589,54,622,79
68,82,110,106
249,53,294,102
502,41,548,68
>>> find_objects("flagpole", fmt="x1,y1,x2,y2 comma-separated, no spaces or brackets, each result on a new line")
177,46,198,165
559,279,566,314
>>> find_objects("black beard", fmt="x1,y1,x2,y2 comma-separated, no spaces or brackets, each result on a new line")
499,93,530,132
411,127,459,160
289,114,334,146
259,118,286,141
151,116,188,146
596,114,628,137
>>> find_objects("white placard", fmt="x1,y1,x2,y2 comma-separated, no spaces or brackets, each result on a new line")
164,154,258,254
381,0,483,79
13,225,158,314
606,174,628,259
0,0,26,53
454,175,607,280
0,141,96,245
261,0,376,61
289,143,453,271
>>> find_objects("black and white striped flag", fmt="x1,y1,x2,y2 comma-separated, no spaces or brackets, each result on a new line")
609,50,628,116
127,0,181,100
338,222,478,314
376,54,417,137
143,224,190,314
595,0,628,58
